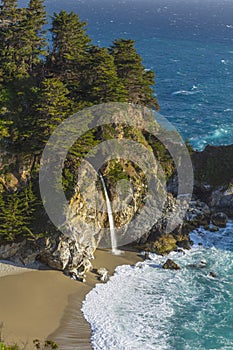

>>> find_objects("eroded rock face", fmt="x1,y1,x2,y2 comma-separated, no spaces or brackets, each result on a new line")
136,194,215,255
209,187,233,217
0,241,25,260
39,235,95,279
191,145,233,218
0,240,41,266
1,125,232,280
0,152,38,192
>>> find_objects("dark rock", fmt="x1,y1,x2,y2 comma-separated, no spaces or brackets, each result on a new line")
162,259,181,270
143,251,150,260
209,225,219,232
176,248,185,253
177,239,191,250
209,271,217,278
211,212,228,228
188,260,207,269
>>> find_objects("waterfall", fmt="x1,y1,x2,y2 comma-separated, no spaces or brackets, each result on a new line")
99,173,120,255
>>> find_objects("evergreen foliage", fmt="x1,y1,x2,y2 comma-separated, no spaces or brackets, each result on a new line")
35,78,74,143
0,182,37,242
109,39,159,109
48,10,90,82
82,45,127,104
25,0,47,74
0,0,160,242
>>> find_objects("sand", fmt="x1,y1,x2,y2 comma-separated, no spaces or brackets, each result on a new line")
0,249,142,350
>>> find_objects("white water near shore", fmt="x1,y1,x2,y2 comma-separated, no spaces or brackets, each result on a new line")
82,222,233,350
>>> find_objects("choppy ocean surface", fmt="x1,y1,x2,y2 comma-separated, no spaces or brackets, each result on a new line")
82,222,233,350
19,0,233,149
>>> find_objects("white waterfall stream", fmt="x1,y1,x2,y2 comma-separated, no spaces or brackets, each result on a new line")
99,173,121,255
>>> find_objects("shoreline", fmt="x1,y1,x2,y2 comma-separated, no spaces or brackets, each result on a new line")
0,249,142,350
50,248,143,350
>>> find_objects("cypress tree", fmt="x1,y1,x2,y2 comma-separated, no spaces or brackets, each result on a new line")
26,0,47,74
109,39,159,109
48,10,91,81
0,183,37,242
0,85,12,138
83,46,127,104
0,0,18,23
0,0,47,81
0,0,19,81
35,78,73,143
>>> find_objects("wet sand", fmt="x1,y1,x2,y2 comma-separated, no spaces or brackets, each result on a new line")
0,249,142,349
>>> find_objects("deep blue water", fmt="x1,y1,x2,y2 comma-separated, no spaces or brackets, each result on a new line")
19,0,233,149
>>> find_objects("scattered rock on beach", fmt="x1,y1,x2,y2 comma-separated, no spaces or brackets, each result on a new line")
97,267,109,282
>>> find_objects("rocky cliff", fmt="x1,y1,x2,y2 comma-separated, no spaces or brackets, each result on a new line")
0,130,232,280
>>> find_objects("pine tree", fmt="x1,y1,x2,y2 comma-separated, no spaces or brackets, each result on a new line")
109,39,159,109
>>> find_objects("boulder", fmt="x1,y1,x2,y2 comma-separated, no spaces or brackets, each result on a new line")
211,212,228,228
162,259,181,270
97,267,109,282
209,271,217,278
209,225,219,232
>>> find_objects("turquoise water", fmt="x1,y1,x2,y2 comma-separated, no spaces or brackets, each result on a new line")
82,223,233,350
19,0,233,149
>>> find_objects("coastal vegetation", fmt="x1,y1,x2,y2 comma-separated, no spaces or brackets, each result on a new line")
0,340,58,349
0,0,160,243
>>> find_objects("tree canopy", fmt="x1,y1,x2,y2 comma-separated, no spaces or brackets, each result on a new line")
0,0,160,243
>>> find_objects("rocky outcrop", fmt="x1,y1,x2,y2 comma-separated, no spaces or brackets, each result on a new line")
0,239,41,266
162,259,181,270
208,187,233,217
97,267,109,282
192,145,233,217
0,126,233,281
0,151,39,192
135,193,213,255
39,235,94,280
211,212,228,228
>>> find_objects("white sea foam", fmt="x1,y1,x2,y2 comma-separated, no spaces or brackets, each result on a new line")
82,223,233,349
172,89,201,96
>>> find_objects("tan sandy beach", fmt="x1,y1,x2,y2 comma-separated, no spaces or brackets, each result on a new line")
0,249,142,350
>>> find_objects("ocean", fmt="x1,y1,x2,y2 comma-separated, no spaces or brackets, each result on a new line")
19,0,233,150
18,1,233,348
82,222,233,350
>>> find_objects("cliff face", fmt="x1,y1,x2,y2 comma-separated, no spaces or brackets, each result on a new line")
192,145,233,217
0,152,39,192
0,130,232,280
